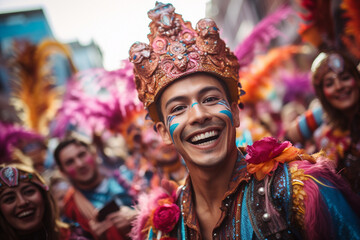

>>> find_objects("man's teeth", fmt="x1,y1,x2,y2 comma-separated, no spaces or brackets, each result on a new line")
190,130,218,143
17,210,34,218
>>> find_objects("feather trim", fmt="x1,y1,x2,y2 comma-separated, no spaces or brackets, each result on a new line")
9,39,77,135
0,122,43,163
130,188,169,240
341,0,360,58
52,60,142,138
290,155,360,240
240,45,303,104
234,5,294,69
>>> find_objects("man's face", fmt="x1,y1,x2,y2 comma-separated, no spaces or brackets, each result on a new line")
156,74,240,168
58,144,98,186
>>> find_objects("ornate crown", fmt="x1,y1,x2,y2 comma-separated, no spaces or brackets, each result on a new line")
129,2,241,122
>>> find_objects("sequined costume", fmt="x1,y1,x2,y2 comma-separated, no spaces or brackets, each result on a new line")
135,143,360,240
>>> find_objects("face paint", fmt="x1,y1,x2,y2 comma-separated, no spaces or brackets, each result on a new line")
220,110,233,126
217,99,233,125
191,102,198,108
67,167,77,178
85,156,95,167
217,99,231,110
167,115,178,143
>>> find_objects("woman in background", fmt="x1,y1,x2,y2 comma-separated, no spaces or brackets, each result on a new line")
311,50,360,194
0,161,92,240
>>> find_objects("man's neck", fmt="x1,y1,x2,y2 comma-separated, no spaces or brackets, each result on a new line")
189,148,238,209
74,173,105,191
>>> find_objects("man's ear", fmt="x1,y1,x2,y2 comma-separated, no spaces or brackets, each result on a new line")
155,121,173,145
231,102,240,128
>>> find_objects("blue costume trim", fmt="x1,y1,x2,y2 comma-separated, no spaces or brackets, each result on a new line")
241,184,253,239
318,178,360,240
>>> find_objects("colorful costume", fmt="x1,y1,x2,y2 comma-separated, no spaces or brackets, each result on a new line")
63,171,135,240
128,2,360,239
132,137,360,240
314,124,360,194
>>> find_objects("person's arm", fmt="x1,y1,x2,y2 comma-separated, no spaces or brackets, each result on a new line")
286,106,323,143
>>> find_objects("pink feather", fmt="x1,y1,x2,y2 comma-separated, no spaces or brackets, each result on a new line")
234,5,294,69
0,122,43,163
291,157,360,240
130,187,169,240
52,60,143,137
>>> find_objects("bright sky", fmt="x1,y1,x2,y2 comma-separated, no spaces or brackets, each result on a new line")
0,0,209,70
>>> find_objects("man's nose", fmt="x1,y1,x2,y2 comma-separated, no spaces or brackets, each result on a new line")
188,102,211,124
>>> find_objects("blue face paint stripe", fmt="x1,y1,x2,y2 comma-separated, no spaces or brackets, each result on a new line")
167,115,176,128
169,123,179,142
220,109,234,126
217,99,231,110
191,102,198,108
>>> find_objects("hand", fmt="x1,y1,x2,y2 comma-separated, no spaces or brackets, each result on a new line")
107,206,138,233
89,209,113,238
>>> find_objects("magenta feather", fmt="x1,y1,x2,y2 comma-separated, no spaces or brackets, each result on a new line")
0,122,43,163
282,72,313,103
130,187,169,240
234,5,294,69
52,60,142,138
291,157,360,240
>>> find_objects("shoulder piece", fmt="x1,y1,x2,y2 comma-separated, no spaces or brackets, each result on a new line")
130,180,180,240
247,163,299,239
245,137,315,181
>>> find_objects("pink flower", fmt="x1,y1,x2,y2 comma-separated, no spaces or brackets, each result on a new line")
245,137,299,180
152,203,180,233
245,137,291,164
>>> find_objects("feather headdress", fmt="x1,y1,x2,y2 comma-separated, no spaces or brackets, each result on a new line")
234,4,295,70
53,60,143,138
240,45,304,104
341,0,360,59
8,39,77,135
0,122,43,163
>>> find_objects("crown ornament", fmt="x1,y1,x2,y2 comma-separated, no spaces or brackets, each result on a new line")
129,2,241,122
0,164,48,191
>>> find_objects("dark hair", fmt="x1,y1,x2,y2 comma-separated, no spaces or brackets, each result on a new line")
53,138,89,170
155,72,234,123
312,51,360,130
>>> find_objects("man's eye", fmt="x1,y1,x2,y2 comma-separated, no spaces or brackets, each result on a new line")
171,105,186,113
203,97,219,103
78,151,87,158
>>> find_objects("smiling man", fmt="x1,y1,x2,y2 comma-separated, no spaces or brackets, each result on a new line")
129,2,360,240
54,138,137,240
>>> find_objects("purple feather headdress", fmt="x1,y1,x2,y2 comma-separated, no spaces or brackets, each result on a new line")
282,72,314,103
52,60,143,137
235,5,295,69
0,122,43,163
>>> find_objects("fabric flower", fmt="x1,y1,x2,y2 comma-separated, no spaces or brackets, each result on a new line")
245,137,300,180
152,203,180,233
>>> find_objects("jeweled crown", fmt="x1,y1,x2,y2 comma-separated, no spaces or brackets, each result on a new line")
129,2,241,122
0,163,48,192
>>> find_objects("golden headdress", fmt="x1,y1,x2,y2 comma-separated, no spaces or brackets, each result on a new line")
129,2,241,122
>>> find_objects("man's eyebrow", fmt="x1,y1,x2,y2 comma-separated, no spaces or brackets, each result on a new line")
198,86,222,96
164,86,222,109
165,96,188,109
